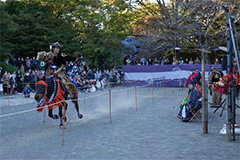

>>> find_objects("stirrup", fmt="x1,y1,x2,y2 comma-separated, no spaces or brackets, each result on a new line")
67,93,74,99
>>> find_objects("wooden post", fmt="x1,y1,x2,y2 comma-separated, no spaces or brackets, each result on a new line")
164,79,166,98
200,48,209,134
43,108,46,123
135,86,138,111
152,82,154,104
109,89,112,123
7,82,10,106
62,101,67,146
138,80,141,94
84,89,86,110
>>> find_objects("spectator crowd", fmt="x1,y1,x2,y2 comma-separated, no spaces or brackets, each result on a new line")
125,56,220,66
0,57,125,96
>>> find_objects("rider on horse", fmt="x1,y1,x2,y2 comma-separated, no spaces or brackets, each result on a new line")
37,42,79,99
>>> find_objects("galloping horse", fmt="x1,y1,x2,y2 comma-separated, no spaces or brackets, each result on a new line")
34,76,83,126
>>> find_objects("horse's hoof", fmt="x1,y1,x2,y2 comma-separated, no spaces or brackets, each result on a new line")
53,115,59,119
59,124,66,129
78,113,83,119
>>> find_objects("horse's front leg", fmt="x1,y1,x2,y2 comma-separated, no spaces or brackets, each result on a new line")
72,95,83,119
59,103,68,126
48,109,58,119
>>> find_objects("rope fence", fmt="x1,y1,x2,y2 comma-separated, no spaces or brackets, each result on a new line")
0,77,187,118
0,77,187,145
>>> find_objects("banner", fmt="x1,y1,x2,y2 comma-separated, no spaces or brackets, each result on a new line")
122,64,224,87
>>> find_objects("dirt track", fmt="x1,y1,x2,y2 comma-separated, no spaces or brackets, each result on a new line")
0,87,239,160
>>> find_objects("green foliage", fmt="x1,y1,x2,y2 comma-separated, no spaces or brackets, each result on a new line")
0,62,20,74
0,0,133,68
0,4,17,60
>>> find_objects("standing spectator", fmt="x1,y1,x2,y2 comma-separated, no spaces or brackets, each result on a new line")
16,70,23,93
10,71,17,94
3,71,10,95
214,58,219,65
189,58,194,64
74,72,81,82
185,58,189,64
80,71,87,80
29,70,35,89
217,67,224,77
184,68,198,86
209,67,222,106
161,57,165,65
87,69,94,80
0,67,3,84
148,59,153,65
3,71,9,95
25,57,31,71
72,63,79,72
165,58,170,64
17,58,22,69
24,70,31,86
194,57,201,64
126,57,131,65
31,57,37,70
66,62,73,72
20,58,25,72
140,57,146,65
94,70,101,80
154,58,158,65
12,58,17,67
194,68,202,84
179,57,184,64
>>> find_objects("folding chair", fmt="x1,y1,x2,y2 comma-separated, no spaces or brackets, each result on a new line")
188,100,202,123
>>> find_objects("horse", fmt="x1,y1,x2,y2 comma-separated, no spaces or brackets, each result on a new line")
34,76,83,126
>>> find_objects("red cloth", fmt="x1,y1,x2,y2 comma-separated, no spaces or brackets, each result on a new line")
37,79,65,112
185,73,198,86
195,83,202,97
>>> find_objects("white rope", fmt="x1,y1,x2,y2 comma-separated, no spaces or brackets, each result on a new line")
0,78,186,118
0,87,134,118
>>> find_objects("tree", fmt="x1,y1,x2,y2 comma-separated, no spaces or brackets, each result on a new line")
0,0,79,59
131,0,240,63
0,2,17,60
1,0,134,68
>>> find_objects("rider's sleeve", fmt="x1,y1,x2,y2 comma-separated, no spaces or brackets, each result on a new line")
60,53,76,62
37,51,54,62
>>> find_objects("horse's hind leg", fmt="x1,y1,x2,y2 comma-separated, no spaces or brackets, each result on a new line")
59,103,68,126
72,94,83,119
48,109,58,119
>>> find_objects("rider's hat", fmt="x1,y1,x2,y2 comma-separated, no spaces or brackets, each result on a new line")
50,42,63,48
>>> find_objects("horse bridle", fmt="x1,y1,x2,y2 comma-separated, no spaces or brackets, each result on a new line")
35,79,57,106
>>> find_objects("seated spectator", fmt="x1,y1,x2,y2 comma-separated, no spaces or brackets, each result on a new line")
24,83,35,97
178,81,201,122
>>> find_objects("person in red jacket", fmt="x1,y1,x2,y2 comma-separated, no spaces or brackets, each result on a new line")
184,68,198,87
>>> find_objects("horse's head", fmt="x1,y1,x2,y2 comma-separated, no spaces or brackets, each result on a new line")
35,80,48,102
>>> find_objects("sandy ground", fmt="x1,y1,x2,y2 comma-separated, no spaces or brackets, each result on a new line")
0,87,239,160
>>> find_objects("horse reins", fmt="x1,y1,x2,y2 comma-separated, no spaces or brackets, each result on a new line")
35,79,57,105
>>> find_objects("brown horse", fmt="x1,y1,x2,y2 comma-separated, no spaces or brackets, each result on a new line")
34,77,83,126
